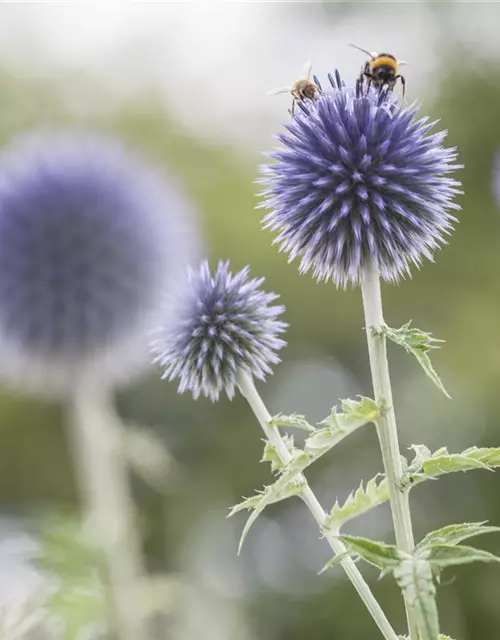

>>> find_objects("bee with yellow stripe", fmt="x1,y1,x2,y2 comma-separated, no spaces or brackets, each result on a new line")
349,44,407,98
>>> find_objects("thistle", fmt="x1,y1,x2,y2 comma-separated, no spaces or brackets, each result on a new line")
259,76,462,286
0,131,198,394
151,260,287,401
153,259,400,640
0,130,200,640
153,66,499,640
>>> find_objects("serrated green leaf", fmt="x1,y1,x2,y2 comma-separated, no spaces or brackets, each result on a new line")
322,396,380,429
394,556,440,640
403,446,500,487
303,397,378,462
383,322,450,398
228,492,267,517
269,413,315,431
326,475,389,530
417,522,500,551
228,472,305,519
261,440,286,474
236,481,304,555
304,429,338,452
426,544,500,570
318,549,355,574
337,535,401,571
407,444,432,471
315,444,500,528
422,451,491,476
401,445,433,487
230,449,309,554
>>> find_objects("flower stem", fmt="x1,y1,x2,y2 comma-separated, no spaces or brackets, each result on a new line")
69,381,149,640
360,261,420,640
237,369,399,640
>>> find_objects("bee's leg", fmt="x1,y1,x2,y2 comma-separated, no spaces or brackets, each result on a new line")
363,71,374,96
400,75,406,102
394,75,406,103
291,98,296,117
356,72,364,96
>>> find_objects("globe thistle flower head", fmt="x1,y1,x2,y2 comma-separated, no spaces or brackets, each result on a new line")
151,260,287,402
260,73,462,287
0,131,198,395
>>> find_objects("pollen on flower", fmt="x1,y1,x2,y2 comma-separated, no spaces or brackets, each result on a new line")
259,73,462,287
151,260,287,402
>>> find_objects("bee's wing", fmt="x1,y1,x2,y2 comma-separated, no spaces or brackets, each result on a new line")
266,86,292,96
299,59,313,80
349,43,377,59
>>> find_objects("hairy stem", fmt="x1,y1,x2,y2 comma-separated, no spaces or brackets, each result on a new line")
69,381,149,640
237,369,399,640
360,262,420,640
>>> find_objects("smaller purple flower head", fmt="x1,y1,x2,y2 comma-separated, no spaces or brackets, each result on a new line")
151,260,287,402
0,131,198,395
259,74,462,286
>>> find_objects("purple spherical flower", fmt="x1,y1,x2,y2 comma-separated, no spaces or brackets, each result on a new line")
151,260,287,401
259,76,462,286
0,131,198,394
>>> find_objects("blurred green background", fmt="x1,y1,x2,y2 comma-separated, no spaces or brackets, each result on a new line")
1,1,500,639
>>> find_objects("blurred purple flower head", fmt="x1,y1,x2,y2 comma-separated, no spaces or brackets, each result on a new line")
259,75,462,287
0,131,198,394
151,260,287,402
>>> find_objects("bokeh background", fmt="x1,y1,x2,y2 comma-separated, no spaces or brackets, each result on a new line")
0,1,499,639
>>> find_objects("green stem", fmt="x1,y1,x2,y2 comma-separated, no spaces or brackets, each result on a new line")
360,261,420,640
237,369,399,640
69,381,149,640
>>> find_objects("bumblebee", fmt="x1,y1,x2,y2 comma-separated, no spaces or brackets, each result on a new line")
349,44,407,98
267,60,321,115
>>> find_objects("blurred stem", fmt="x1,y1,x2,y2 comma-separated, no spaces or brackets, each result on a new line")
237,369,399,640
360,261,420,640
69,381,149,640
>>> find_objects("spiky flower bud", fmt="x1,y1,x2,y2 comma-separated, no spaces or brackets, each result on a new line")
151,261,287,401
0,131,198,394
259,75,462,287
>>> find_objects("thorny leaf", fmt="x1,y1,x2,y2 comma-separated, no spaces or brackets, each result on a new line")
326,475,389,530
268,413,315,431
381,322,450,398
417,522,500,552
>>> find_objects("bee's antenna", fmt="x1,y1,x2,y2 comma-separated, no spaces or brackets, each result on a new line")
349,43,377,59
